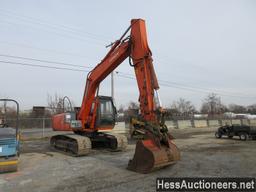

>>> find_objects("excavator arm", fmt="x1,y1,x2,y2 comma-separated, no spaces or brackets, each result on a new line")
78,40,130,130
77,19,162,132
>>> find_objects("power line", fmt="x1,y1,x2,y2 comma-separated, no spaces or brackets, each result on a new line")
0,53,219,94
0,54,93,69
0,54,213,92
0,7,243,86
0,11,219,79
115,72,256,99
0,41,98,60
1,56,255,99
0,8,111,40
0,9,109,44
1,9,204,72
1,9,253,99
154,50,208,72
116,71,248,97
0,60,89,72
1,20,104,47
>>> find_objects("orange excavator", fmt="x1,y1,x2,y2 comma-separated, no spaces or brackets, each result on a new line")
51,19,180,173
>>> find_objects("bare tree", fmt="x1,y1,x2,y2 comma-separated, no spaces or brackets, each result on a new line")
47,93,65,114
0,105,16,118
247,104,256,114
47,94,75,115
124,101,139,120
171,98,196,114
118,104,125,113
0,100,18,127
228,104,247,114
201,93,226,115
128,101,139,110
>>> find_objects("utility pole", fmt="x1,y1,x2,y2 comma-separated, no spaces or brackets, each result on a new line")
3,100,7,123
111,72,114,101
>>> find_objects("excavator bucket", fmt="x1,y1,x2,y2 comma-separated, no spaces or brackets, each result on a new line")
127,138,180,174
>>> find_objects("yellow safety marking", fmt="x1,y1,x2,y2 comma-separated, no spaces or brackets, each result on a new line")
0,160,18,166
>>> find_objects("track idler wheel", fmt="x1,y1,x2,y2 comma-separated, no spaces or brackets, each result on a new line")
127,139,180,174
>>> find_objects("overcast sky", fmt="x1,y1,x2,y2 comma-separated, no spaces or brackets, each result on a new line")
0,0,256,110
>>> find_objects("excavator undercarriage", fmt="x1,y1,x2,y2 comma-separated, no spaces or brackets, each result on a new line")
50,133,127,156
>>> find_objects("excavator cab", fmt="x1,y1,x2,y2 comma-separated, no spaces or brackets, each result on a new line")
52,96,117,131
95,96,116,128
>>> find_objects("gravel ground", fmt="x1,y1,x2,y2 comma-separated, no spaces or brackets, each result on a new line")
0,127,256,192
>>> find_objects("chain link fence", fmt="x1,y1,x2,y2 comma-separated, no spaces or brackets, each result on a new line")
3,117,256,140
2,118,52,140
4,117,52,129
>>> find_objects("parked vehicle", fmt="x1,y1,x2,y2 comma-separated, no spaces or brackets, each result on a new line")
0,99,20,173
215,124,256,141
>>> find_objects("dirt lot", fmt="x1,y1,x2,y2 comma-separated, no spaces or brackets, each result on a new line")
0,127,256,192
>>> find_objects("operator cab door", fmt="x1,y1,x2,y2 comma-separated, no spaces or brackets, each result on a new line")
96,96,116,128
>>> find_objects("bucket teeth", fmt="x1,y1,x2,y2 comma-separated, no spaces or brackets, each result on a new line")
127,139,180,174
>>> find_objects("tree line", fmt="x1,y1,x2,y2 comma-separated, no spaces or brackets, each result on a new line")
1,93,256,122
119,93,256,119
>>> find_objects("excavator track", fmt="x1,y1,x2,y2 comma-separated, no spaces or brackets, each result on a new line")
50,134,91,156
107,133,128,151
50,133,127,156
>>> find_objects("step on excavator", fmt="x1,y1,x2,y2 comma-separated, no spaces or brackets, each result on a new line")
51,19,180,173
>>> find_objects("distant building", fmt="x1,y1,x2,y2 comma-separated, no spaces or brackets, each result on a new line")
224,112,256,119
193,114,208,119
32,106,46,117
224,112,236,118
